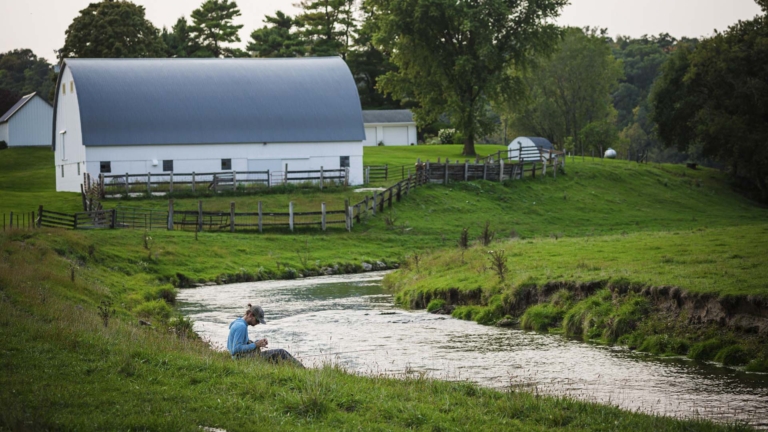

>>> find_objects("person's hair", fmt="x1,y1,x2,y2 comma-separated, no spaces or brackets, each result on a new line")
245,303,253,315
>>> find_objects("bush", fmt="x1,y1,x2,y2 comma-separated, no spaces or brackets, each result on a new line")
427,299,446,313
133,299,173,321
521,304,563,332
438,128,456,144
688,338,726,361
0,140,7,150
714,345,750,366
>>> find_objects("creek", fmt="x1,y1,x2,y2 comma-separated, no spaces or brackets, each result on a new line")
177,271,768,428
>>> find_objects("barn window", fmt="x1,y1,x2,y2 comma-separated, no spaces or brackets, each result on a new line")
100,161,111,173
163,160,173,172
62,84,66,95
340,156,350,168
221,159,232,170
70,81,74,92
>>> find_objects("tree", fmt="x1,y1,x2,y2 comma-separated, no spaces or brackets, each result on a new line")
295,0,357,58
0,88,22,116
161,17,200,57
651,2,768,201
60,0,166,58
189,0,244,58
0,49,55,101
503,28,623,155
368,0,566,156
247,11,305,57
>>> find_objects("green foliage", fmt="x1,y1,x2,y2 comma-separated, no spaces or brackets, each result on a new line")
60,1,166,58
0,49,54,104
521,304,563,332
189,0,244,58
161,17,200,57
133,299,173,322
688,339,726,361
247,11,305,58
562,290,612,340
295,0,356,58
604,295,650,343
638,335,689,356
370,0,566,155
0,140,7,151
651,9,768,201
426,299,445,313
504,27,623,154
451,305,485,322
714,345,750,366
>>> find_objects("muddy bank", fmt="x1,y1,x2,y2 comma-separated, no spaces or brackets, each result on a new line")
407,280,768,336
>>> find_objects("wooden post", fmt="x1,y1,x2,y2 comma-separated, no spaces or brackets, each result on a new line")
512,163,519,180
379,191,385,212
258,201,263,233
125,173,130,195
542,159,547,177
147,172,151,195
355,204,361,223
483,161,488,180
284,163,288,186
397,183,402,202
289,201,294,232
553,156,557,179
80,184,87,211
169,172,174,193
37,206,42,228
320,166,324,190
365,196,370,216
348,205,354,230
321,202,326,231
110,209,116,229
168,199,174,230
73,213,77,230
344,167,349,187
192,172,196,192
9,212,13,230
464,162,469,181
233,170,238,190
267,169,271,188
388,188,393,208
499,159,505,183
532,162,537,179
406,175,411,195
99,173,105,199
213,174,218,193
344,199,350,232
230,201,235,233
444,162,449,184
198,201,203,232
371,193,377,216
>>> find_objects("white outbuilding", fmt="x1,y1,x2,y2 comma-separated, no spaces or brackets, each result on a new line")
53,57,366,192
507,137,555,162
0,92,53,147
362,110,417,146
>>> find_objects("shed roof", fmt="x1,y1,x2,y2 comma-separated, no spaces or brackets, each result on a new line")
0,93,49,123
58,57,365,146
362,110,414,124
509,137,554,150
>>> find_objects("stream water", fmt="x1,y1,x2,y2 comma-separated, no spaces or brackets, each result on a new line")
177,271,768,428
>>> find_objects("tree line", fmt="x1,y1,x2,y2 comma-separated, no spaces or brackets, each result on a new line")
0,0,765,201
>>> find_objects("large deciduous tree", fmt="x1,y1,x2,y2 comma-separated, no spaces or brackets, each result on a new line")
503,28,623,155
189,0,244,58
60,0,166,58
0,49,54,102
247,11,305,58
368,0,566,156
651,1,768,201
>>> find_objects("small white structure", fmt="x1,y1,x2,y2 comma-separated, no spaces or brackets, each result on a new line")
53,57,366,193
507,137,555,162
604,148,617,159
0,92,53,147
362,110,417,146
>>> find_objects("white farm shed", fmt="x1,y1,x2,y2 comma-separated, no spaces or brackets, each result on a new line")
362,110,417,146
52,57,366,193
507,137,555,162
0,92,53,147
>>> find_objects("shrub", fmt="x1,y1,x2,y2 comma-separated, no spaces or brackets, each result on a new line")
688,338,726,361
133,299,173,321
714,345,749,366
521,304,563,332
427,299,446,313
155,286,177,305
0,140,7,150
438,128,456,144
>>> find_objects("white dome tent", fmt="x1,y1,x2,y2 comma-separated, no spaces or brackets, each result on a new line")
507,137,554,162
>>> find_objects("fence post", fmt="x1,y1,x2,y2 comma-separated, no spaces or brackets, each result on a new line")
169,172,174,193
233,170,237,190
213,174,218,193
37,206,42,228
198,201,203,232
319,166,324,190
267,169,271,188
289,201,294,232
407,175,411,195
553,156,558,179
371,193,377,216
230,201,235,233
542,158,547,177
532,162,537,179
464,162,469,181
321,202,326,231
397,183,402,202
192,172,196,192
344,167,349,187
387,188,393,208
73,213,77,230
499,159,505,183
147,172,151,195
125,173,129,195
168,199,174,230
284,163,288,186
379,191,385,212
355,204,361,223
110,209,116,229
9,212,13,230
258,201,263,233
365,166,370,184
344,199,351,232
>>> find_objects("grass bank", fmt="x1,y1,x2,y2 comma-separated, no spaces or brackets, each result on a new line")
1,230,745,431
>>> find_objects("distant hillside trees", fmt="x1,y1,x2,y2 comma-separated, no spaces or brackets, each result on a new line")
60,1,166,58
651,0,768,201
0,49,54,105
503,28,623,156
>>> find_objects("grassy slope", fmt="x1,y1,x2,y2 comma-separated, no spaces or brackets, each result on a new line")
0,230,742,431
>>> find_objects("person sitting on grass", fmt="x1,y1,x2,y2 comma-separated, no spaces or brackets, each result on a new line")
227,303,303,367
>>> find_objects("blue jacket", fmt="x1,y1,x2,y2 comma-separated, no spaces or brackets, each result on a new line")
227,318,256,356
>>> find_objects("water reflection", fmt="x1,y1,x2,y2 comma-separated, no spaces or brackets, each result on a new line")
178,272,768,428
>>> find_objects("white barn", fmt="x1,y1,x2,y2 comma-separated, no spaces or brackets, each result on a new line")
53,57,366,193
362,110,417,146
507,137,555,162
0,92,53,147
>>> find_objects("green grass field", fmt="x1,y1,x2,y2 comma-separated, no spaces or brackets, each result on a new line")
1,145,767,429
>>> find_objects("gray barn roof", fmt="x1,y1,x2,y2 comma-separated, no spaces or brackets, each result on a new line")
362,110,414,124
510,137,553,149
57,57,365,147
1,93,48,123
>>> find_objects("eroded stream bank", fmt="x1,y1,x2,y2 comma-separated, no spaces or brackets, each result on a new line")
178,272,768,429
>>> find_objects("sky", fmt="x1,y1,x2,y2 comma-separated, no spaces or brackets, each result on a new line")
0,0,762,63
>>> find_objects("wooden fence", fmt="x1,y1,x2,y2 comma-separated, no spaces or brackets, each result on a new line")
1,210,38,231
100,167,349,197
364,164,416,184
36,207,115,230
